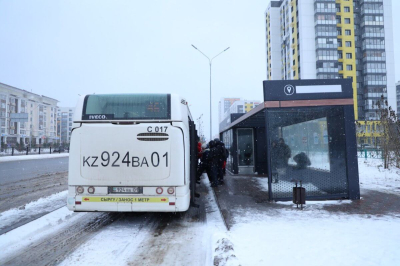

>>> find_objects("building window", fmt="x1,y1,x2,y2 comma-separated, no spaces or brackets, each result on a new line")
345,41,352,47
344,7,350,12
338,52,343,59
346,53,352,59
344,18,351,24
346,65,353,71
345,29,351,35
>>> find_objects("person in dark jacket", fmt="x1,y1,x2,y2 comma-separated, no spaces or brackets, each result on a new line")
208,140,219,187
293,152,311,169
277,138,291,168
215,140,226,185
197,143,209,180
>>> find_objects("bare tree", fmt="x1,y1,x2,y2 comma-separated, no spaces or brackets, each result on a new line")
376,96,400,169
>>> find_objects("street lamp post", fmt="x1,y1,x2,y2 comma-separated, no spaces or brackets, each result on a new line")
191,45,230,141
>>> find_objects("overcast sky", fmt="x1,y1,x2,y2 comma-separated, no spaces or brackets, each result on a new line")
1,0,399,139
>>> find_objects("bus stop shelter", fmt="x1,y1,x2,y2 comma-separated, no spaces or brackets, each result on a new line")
220,79,360,201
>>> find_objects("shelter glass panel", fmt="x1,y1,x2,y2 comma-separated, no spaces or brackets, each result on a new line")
267,106,348,199
237,128,254,174
222,129,234,173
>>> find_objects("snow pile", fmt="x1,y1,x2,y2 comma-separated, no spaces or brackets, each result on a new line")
358,158,400,192
0,153,69,162
0,190,67,231
230,211,400,266
0,207,79,260
213,235,240,266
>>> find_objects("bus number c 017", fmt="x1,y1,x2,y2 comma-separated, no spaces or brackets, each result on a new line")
147,126,167,133
82,151,168,168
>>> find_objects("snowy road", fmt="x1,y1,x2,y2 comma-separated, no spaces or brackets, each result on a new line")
0,177,226,266
0,156,69,184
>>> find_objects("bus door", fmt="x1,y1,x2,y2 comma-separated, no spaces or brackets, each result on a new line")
189,120,199,207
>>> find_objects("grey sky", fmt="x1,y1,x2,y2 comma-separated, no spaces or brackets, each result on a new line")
1,0,399,138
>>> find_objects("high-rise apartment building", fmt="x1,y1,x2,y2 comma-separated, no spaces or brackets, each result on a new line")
57,107,75,144
265,0,396,121
218,98,261,123
0,82,59,147
218,98,241,122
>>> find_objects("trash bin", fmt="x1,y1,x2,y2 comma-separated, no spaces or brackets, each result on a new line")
293,181,306,209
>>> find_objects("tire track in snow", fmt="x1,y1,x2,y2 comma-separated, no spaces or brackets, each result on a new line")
2,212,121,266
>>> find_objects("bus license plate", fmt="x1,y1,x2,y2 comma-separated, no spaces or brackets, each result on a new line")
110,187,142,194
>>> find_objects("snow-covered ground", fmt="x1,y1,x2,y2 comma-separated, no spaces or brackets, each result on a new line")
358,159,400,193
0,153,69,162
233,158,400,266
0,190,67,233
231,211,400,266
0,158,398,265
0,207,83,260
58,179,228,266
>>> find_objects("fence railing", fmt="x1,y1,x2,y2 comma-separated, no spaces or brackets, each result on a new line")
0,147,69,157
357,149,383,159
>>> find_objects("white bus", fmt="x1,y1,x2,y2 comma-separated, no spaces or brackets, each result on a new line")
67,93,198,212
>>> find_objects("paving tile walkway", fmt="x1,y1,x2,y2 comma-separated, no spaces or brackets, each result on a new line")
213,173,400,229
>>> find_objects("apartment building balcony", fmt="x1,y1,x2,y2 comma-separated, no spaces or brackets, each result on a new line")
362,56,386,62
315,43,338,49
362,44,385,50
361,21,384,27
362,33,385,39
317,68,339,74
316,55,338,61
365,92,387,99
364,80,387,86
315,20,336,26
360,9,384,15
363,69,386,74
360,0,383,4
314,8,336,14
315,31,337,37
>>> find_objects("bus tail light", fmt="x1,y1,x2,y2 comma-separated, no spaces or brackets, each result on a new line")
167,187,174,194
88,186,95,194
76,186,84,194
156,187,163,194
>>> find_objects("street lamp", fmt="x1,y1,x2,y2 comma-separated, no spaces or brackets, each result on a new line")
191,44,230,141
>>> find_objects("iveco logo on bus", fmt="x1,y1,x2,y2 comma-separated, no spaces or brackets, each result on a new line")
89,115,107,120
284,84,295,96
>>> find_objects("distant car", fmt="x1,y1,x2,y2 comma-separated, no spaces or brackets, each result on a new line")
53,146,65,152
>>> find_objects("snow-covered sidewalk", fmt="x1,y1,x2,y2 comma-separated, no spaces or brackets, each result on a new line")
218,158,400,266
0,153,69,163
231,210,400,266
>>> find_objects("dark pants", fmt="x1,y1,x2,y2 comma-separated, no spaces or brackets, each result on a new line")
209,163,218,186
197,163,208,179
217,161,224,182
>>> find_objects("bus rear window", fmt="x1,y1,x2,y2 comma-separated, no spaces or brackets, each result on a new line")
82,94,170,120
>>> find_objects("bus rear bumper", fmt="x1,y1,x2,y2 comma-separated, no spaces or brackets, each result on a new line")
67,192,190,212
